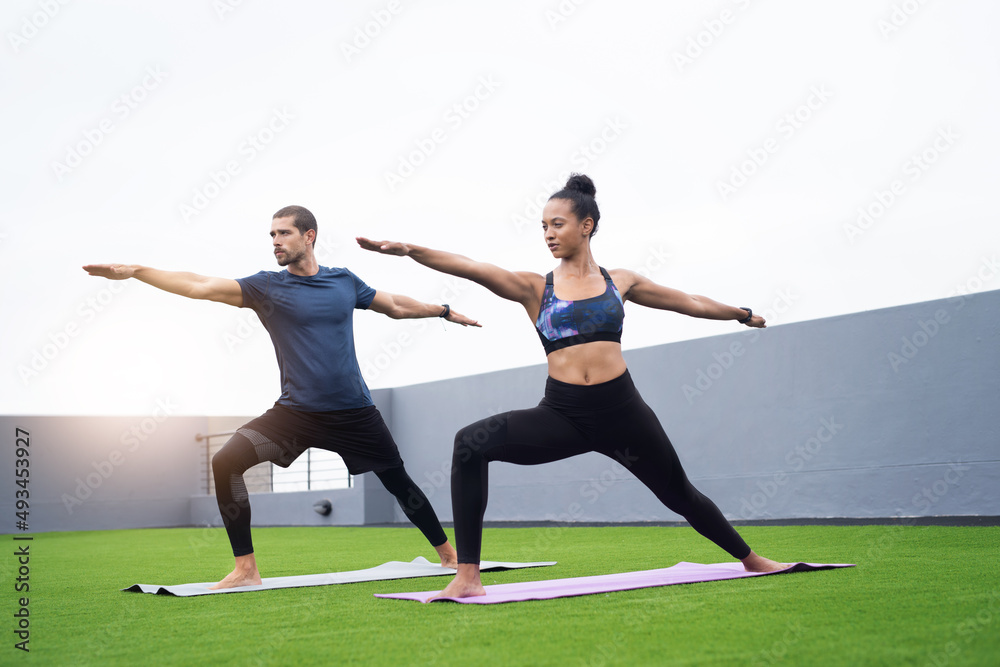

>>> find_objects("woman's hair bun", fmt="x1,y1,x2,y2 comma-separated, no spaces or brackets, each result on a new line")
564,173,596,198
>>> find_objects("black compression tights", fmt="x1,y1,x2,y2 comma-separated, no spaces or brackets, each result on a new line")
212,432,447,557
450,371,753,564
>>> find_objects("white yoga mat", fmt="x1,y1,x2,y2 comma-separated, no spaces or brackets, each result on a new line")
121,557,556,597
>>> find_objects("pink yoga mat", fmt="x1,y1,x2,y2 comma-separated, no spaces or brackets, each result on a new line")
375,561,854,604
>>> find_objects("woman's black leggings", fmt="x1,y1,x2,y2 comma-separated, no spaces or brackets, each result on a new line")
451,370,752,564
212,432,447,557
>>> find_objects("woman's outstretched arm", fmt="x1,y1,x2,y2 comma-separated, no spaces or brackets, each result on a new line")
617,269,766,327
357,237,542,308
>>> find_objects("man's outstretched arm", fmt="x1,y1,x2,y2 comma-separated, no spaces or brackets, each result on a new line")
367,291,480,327
82,264,243,308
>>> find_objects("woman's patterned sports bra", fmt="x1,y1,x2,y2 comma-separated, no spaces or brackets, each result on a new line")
534,267,625,355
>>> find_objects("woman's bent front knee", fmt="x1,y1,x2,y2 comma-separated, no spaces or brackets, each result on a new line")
453,413,509,464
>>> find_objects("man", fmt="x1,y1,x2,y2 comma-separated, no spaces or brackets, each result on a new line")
84,205,475,588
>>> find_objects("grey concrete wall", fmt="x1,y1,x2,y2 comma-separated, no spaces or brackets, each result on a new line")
189,486,367,528
387,288,1000,523
0,414,206,533
2,291,997,534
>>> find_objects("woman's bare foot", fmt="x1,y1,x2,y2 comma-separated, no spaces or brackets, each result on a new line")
741,551,789,573
209,553,263,589
435,540,459,569
426,563,485,602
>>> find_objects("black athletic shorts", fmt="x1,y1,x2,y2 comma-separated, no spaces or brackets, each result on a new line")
239,403,404,475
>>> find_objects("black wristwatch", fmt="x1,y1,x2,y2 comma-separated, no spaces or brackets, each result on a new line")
737,307,752,324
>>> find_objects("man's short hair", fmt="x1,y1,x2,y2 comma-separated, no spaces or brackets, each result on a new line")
273,205,317,245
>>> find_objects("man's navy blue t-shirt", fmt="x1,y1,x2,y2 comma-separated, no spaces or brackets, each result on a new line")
236,266,376,412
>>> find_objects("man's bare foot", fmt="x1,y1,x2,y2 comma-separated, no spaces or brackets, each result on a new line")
741,550,789,573
425,563,485,602
434,540,459,569
209,553,263,589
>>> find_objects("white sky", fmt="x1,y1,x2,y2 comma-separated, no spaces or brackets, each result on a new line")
2,0,998,415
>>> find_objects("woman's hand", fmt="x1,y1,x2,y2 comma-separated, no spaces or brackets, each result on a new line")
356,237,411,257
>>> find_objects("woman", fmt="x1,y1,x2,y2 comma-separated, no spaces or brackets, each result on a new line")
357,174,786,599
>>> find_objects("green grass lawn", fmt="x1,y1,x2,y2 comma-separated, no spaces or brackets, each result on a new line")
5,525,998,666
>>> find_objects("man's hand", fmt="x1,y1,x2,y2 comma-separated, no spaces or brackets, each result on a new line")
443,307,481,328
356,237,411,256
369,291,482,326
82,264,135,280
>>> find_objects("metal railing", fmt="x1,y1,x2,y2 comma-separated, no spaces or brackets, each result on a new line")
197,431,352,495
